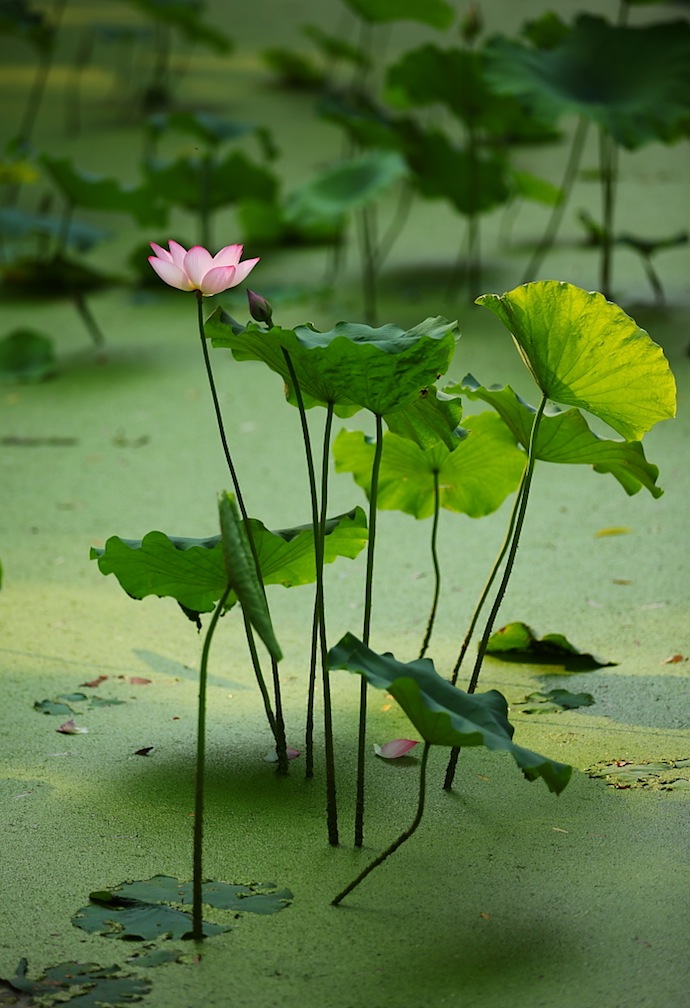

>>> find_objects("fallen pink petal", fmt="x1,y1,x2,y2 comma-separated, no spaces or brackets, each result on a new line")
148,240,259,296
374,739,419,759
80,675,108,687
263,746,301,763
56,719,88,735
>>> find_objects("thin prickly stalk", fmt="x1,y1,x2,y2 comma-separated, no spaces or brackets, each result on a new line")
418,469,441,660
354,413,384,847
332,741,431,906
444,393,548,791
192,584,232,942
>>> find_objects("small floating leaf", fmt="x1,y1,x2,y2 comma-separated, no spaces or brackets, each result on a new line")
72,875,292,940
519,689,595,714
3,958,151,1004
486,622,617,672
587,758,690,790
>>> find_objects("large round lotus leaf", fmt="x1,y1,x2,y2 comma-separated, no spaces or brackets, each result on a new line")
484,15,690,149
342,0,454,29
285,150,406,223
208,313,458,417
333,413,524,520
476,281,676,440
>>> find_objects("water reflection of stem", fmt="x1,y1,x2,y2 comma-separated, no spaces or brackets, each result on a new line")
192,583,232,942
444,393,548,790
418,470,441,660
354,413,383,847
333,741,430,906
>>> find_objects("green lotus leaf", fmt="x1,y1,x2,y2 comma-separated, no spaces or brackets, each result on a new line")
476,281,676,440
342,0,454,29
334,412,524,519
41,155,167,228
328,633,572,793
405,128,511,216
486,622,617,672
218,492,281,663
485,15,690,149
90,507,368,614
5,958,151,1003
144,149,277,213
519,689,595,714
285,150,406,223
383,385,464,451
457,376,663,497
208,313,458,416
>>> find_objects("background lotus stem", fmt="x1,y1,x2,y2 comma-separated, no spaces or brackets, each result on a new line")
332,741,431,906
72,290,106,350
418,469,441,659
356,205,379,326
444,393,547,791
354,413,384,847
522,115,589,283
599,127,618,299
193,583,232,942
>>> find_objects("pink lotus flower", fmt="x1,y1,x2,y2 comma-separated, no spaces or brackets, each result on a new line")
148,240,259,296
374,739,419,759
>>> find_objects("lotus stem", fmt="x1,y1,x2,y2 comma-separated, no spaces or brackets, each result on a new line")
522,115,589,283
444,393,547,791
72,290,106,350
280,349,336,831
354,413,384,847
599,127,618,299
196,294,284,764
192,583,232,941
356,205,379,326
332,741,431,906
418,469,441,660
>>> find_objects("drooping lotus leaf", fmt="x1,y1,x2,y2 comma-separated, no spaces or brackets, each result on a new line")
41,155,167,228
285,150,406,224
457,376,663,497
382,385,464,451
486,622,617,672
90,507,368,614
477,281,676,440
334,412,524,520
143,149,277,213
328,633,572,793
484,15,690,149
207,313,458,417
218,492,281,663
342,0,454,29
